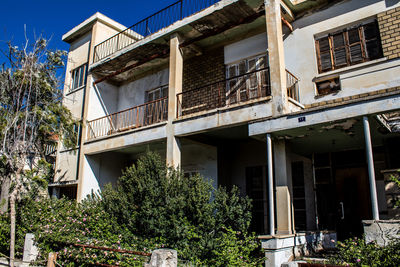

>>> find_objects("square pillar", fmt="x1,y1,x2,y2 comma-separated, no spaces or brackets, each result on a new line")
166,34,183,168
273,140,293,235
264,0,288,116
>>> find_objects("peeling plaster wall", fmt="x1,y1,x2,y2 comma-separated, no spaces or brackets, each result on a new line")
118,68,169,111
87,81,119,121
224,33,268,64
54,150,79,182
55,32,92,183
284,0,400,106
182,142,218,189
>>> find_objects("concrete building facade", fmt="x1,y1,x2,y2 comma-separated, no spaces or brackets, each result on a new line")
52,0,400,265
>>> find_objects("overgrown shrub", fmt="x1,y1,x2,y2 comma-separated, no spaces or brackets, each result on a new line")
328,237,400,266
0,152,264,266
0,197,161,266
102,152,263,266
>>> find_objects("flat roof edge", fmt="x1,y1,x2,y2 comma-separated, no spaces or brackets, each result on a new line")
62,12,128,43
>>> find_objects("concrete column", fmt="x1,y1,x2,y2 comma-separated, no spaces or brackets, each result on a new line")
266,134,275,235
363,116,379,220
166,34,183,168
273,140,293,235
77,22,100,202
264,0,288,116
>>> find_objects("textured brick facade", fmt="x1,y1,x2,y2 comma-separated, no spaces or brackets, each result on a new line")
378,6,400,59
180,48,225,115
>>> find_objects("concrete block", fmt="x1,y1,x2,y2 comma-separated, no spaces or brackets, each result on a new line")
363,220,400,246
145,249,177,267
22,233,38,264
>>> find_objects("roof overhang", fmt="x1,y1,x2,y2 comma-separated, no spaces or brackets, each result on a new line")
62,12,128,43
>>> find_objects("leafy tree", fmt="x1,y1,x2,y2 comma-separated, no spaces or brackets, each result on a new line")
102,152,262,265
0,38,76,266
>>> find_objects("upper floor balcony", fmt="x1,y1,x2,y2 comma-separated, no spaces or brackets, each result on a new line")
177,66,299,118
93,0,220,63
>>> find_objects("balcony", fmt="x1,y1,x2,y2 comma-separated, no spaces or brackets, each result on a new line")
176,68,300,118
177,67,271,118
93,0,220,63
86,98,168,140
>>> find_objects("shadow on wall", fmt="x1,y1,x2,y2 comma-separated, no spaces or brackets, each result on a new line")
386,0,400,8
293,0,389,31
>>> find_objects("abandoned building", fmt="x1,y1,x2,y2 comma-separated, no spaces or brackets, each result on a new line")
51,0,400,265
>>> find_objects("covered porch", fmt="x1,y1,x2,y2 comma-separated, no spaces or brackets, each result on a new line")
249,93,400,266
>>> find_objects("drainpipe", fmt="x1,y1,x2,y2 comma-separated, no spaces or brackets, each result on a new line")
266,133,275,235
363,116,379,220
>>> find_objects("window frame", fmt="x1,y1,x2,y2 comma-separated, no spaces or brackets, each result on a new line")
70,64,88,92
225,53,269,104
145,85,168,102
315,20,382,74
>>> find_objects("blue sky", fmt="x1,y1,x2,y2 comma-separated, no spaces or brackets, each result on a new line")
0,0,177,63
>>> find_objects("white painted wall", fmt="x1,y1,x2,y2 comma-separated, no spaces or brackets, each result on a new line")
81,152,128,198
284,0,400,105
224,33,268,64
86,80,119,121
182,142,218,189
118,68,169,111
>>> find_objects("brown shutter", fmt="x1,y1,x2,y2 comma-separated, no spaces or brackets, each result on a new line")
347,27,363,63
332,32,347,67
317,37,333,72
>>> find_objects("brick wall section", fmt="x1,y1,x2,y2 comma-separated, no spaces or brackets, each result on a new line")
378,6,400,59
181,48,225,115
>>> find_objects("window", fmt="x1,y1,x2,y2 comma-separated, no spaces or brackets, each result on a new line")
316,77,341,95
144,85,168,125
315,20,382,73
70,64,87,91
145,85,168,102
225,54,270,105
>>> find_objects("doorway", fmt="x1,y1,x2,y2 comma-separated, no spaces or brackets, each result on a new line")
335,167,371,239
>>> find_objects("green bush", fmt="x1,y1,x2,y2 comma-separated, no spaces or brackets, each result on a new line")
0,152,264,266
102,151,263,266
0,197,161,266
328,237,400,266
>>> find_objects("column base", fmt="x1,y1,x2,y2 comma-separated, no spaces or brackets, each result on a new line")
259,231,337,267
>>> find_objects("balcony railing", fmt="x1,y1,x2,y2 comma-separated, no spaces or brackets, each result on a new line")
286,69,300,102
176,67,271,118
86,98,168,140
93,0,220,63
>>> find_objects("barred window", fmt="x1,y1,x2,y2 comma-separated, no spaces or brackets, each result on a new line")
70,64,87,91
315,20,382,73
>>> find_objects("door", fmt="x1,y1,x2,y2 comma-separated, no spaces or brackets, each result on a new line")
335,167,371,240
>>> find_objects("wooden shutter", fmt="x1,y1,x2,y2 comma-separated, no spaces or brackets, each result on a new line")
317,37,333,72
347,27,364,63
332,33,347,67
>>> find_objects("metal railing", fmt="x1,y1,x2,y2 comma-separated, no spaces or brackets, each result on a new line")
93,0,220,63
86,98,168,140
286,69,300,102
176,67,271,118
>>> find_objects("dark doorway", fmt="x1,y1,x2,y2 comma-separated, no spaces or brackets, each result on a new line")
335,167,371,239
246,166,266,234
